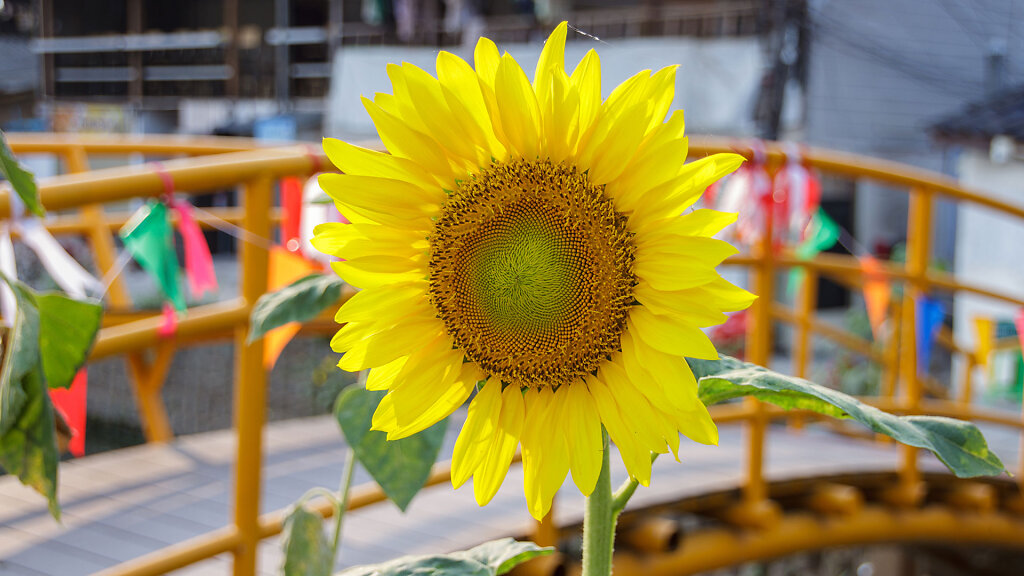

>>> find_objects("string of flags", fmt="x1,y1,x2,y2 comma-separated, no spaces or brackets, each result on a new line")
701,140,974,379
0,194,103,458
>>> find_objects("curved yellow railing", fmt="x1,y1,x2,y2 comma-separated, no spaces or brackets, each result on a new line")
5,133,1024,576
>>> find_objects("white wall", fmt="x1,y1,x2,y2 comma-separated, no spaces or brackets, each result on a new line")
325,36,763,141
953,149,1024,400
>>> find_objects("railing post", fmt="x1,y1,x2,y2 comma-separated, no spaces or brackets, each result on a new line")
887,187,931,508
790,267,818,430
67,147,176,442
730,164,779,527
232,176,272,576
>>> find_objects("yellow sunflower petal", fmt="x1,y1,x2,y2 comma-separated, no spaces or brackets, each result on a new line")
400,63,480,165
633,283,729,327
337,318,444,371
677,401,719,446
586,374,652,486
318,173,441,224
604,109,687,204
322,138,437,191
630,153,746,230
628,308,719,360
521,387,569,520
333,281,428,325
642,66,678,133
451,377,502,488
675,209,738,237
569,49,601,143
384,63,431,134
494,53,542,158
311,222,428,261
374,347,472,440
436,51,506,163
632,251,719,292
534,21,567,96
580,103,649,185
362,96,455,184
564,381,602,496
474,383,525,506
365,356,407,391
600,358,674,455
697,276,758,311
619,330,692,415
330,321,378,354
330,259,424,290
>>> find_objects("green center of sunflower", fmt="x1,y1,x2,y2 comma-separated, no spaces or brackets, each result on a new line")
428,159,636,388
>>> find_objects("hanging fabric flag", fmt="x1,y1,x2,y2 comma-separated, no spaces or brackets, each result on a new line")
49,370,87,457
264,245,320,369
787,209,840,296
280,176,304,252
300,173,347,264
974,315,994,369
0,224,16,326
916,295,945,376
861,255,890,341
716,164,773,246
169,200,217,299
774,145,823,243
16,218,104,299
120,200,186,311
4,193,103,300
1015,310,1024,358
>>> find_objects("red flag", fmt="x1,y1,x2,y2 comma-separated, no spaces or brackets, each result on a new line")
281,177,304,253
49,370,87,457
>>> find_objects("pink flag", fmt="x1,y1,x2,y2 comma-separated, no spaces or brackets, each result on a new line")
1015,310,1024,356
158,301,178,338
171,200,218,298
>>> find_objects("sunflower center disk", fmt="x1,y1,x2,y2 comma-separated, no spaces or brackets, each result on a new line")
429,159,636,388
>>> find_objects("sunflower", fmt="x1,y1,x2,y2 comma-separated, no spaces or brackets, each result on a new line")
312,22,755,520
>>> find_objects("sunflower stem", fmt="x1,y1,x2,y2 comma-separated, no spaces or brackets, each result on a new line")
330,448,356,565
582,430,615,576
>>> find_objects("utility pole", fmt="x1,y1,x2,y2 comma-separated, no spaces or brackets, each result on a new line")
756,0,808,140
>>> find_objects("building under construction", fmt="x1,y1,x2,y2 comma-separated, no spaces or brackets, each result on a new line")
22,0,762,136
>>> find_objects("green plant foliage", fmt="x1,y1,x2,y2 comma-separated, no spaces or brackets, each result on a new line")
338,539,552,576
37,292,103,390
690,355,1005,478
0,131,46,217
248,273,346,342
333,386,446,511
0,275,103,519
281,503,333,576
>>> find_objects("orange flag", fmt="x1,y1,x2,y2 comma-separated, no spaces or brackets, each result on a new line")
860,255,890,341
264,245,320,369
974,316,994,368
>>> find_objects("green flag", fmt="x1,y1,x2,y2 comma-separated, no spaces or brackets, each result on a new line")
788,209,841,296
120,201,186,311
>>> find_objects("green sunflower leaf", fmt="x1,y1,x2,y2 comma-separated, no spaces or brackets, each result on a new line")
451,538,554,575
37,292,103,390
0,130,46,217
338,539,553,576
248,273,346,343
0,278,59,519
333,386,446,511
690,355,1006,478
280,503,333,576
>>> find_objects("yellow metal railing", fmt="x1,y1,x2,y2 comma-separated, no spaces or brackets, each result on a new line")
5,134,1024,575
